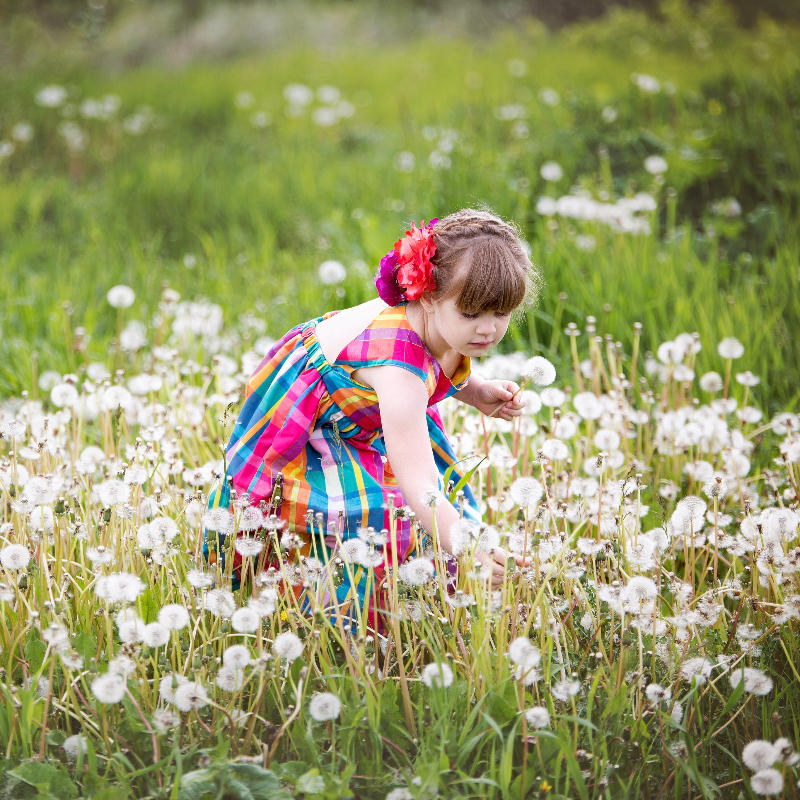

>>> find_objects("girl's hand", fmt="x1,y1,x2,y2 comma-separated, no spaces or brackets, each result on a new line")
474,379,526,420
475,547,530,587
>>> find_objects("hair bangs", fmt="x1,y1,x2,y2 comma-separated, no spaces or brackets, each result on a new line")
450,238,528,315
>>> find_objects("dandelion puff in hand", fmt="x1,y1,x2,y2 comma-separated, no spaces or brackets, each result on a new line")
521,357,556,387
742,741,779,771
309,692,342,721
524,706,550,728
421,662,454,688
231,606,260,633
91,672,127,704
272,631,303,662
750,768,783,796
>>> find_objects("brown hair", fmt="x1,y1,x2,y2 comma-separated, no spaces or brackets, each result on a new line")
430,208,541,316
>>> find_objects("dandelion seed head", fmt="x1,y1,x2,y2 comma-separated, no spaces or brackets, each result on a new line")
524,706,550,728
142,621,170,648
398,557,435,586
421,662,454,688
273,631,303,662
91,672,127,704
223,644,252,668
309,692,342,721
509,477,543,508
107,285,135,309
551,679,581,701
158,603,190,631
215,665,245,692
717,337,744,360
750,768,783,795
742,741,779,771
730,667,773,696
508,637,541,670
172,681,209,712
645,683,671,705
521,357,556,387
62,734,87,760
204,588,236,618
231,606,261,633
0,544,30,570
235,536,264,557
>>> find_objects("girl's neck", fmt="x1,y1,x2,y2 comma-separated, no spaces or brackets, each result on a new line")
405,302,459,372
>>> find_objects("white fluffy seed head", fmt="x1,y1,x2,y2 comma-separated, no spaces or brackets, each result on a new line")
158,603,190,631
308,692,342,721
524,706,550,728
521,357,556,387
142,621,170,648
231,606,260,633
0,544,30,570
272,631,303,662
507,637,541,670
749,768,783,796
223,644,251,668
421,662,454,689
172,681,209,712
742,741,779,771
90,672,126,704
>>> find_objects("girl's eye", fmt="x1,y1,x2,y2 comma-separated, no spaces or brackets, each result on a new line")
461,312,478,320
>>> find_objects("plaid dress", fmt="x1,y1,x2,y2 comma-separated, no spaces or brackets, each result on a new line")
205,304,479,617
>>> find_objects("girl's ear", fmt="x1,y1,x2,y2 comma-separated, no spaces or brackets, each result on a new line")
419,292,435,314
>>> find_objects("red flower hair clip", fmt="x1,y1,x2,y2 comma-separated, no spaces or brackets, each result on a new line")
374,219,438,305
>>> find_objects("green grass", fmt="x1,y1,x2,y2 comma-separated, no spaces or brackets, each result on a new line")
0,5,799,409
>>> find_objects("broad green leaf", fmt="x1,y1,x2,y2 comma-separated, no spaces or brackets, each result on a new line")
9,762,78,800
296,769,326,794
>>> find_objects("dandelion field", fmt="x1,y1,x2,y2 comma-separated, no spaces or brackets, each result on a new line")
2,4,800,799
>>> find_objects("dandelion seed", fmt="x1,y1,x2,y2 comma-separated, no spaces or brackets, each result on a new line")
202,508,235,535
158,603,190,631
524,706,550,728
309,692,342,721
742,741,779,771
0,544,30,570
50,383,79,408
644,155,668,175
96,572,144,604
173,681,209,712
419,487,444,507
234,536,264,558
86,545,114,565
273,631,303,662
91,672,126,704
736,371,760,387
231,606,260,633
421,662,454,688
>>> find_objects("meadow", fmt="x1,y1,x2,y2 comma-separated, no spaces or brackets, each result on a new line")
1,3,800,798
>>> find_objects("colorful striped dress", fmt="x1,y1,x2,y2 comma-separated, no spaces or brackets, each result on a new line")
205,303,479,618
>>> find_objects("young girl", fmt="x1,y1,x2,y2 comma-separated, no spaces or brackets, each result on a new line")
204,208,539,620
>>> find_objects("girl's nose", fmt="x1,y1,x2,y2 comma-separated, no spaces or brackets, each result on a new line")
476,319,496,336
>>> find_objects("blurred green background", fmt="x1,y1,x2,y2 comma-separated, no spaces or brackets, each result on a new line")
0,0,798,408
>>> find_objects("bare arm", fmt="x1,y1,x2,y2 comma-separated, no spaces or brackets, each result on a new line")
358,365,527,584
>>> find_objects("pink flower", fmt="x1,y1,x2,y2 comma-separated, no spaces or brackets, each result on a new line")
394,220,437,301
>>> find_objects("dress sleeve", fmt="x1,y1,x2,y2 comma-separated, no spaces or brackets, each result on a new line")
335,323,437,396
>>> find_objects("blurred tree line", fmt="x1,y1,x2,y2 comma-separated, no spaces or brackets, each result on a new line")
2,0,799,31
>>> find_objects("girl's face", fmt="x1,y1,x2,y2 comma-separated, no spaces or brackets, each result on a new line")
424,293,513,357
